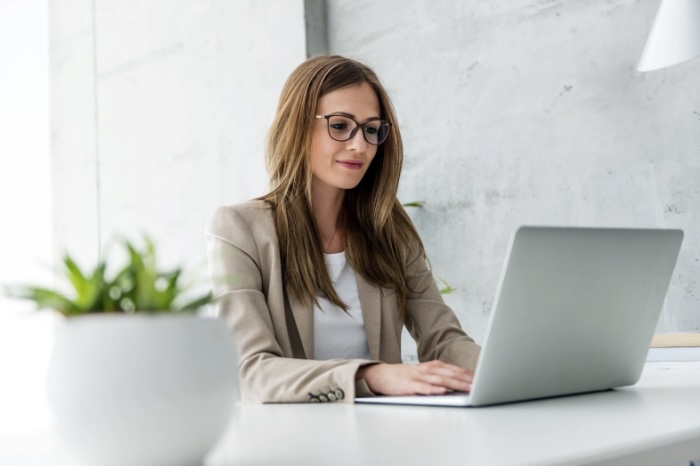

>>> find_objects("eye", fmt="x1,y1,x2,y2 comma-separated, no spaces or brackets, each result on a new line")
327,115,352,133
364,126,378,135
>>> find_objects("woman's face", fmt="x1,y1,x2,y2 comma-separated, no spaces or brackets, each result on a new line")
309,82,380,195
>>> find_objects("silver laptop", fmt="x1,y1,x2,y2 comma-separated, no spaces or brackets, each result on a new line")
356,226,683,407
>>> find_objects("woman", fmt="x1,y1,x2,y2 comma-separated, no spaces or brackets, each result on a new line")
206,55,480,403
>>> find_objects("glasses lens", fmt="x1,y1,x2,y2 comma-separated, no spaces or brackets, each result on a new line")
325,115,390,145
364,120,390,145
327,115,355,142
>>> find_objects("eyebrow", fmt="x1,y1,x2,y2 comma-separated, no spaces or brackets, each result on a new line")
327,111,382,122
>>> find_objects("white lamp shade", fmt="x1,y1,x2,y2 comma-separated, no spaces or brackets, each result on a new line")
637,0,700,71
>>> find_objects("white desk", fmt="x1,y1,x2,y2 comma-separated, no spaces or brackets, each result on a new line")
3,362,700,466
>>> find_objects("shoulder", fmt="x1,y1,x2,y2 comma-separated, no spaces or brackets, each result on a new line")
205,199,275,243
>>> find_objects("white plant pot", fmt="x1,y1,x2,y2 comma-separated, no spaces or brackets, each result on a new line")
47,313,238,466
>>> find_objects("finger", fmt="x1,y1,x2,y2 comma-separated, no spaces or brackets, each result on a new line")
409,367,471,391
417,365,474,383
411,382,449,396
420,360,473,374
429,366,474,381
420,373,471,392
406,363,475,392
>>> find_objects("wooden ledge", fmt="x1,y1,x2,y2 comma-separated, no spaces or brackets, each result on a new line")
651,332,700,348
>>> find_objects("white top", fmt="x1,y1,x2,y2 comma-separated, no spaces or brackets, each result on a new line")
313,251,371,360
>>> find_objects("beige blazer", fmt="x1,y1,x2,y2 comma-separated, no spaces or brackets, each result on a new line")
205,200,480,403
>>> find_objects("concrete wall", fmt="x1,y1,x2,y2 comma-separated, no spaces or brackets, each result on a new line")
51,0,307,275
327,0,700,351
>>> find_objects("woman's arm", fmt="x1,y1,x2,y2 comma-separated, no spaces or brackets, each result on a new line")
354,242,481,396
402,243,481,370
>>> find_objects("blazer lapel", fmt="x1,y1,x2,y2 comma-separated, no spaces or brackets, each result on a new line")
356,272,381,360
288,292,314,360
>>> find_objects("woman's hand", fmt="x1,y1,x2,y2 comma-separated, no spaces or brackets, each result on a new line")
356,361,474,396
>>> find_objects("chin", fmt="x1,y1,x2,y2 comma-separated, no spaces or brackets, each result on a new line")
339,179,364,190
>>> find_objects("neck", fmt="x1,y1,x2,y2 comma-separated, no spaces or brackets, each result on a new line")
311,181,345,252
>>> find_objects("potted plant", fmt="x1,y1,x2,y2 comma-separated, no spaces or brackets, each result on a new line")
5,237,238,466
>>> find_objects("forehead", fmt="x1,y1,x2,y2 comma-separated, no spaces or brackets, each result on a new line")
316,82,380,120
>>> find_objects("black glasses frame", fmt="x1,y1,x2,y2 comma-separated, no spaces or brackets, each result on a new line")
315,114,391,145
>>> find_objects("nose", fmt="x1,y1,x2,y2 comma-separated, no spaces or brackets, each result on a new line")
346,127,367,152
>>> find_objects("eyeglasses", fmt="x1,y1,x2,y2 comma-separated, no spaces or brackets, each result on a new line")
315,114,391,145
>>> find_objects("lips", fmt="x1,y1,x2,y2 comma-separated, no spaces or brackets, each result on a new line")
337,160,363,170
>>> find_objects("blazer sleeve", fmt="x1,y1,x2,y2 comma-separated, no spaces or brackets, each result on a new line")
402,244,481,370
205,205,376,403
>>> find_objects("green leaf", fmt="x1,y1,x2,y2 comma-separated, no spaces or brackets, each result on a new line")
9,286,82,316
153,269,182,309
74,261,108,311
402,201,425,208
63,256,88,295
436,276,456,295
178,291,215,312
125,240,157,310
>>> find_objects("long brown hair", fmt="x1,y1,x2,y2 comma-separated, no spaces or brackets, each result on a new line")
259,55,424,319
